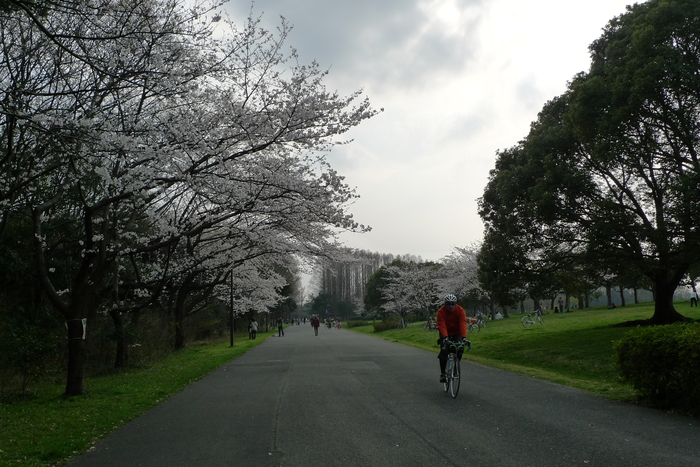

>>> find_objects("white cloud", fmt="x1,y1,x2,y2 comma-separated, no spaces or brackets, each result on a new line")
223,0,635,262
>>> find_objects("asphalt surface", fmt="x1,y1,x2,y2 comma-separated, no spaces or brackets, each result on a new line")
69,323,700,467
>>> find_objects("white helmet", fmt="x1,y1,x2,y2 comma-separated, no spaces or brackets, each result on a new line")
444,294,457,303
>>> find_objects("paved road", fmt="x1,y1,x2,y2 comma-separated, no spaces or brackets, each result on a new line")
70,324,700,467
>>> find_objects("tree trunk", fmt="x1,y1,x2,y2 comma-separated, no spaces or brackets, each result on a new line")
65,318,87,395
633,288,639,304
173,275,196,350
110,310,129,368
651,276,689,324
532,297,540,311
501,305,509,319
174,299,186,350
605,283,613,307
619,286,626,307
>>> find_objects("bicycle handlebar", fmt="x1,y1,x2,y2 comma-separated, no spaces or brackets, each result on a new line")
443,337,471,351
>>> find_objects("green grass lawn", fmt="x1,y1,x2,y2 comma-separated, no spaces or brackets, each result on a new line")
349,302,700,401
0,331,274,467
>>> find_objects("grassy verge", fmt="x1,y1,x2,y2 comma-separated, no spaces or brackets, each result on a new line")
0,331,274,467
349,302,700,401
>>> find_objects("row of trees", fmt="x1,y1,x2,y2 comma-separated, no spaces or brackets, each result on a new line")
360,246,487,323
312,249,422,315
478,0,700,324
0,0,377,394
313,235,684,328
316,249,397,303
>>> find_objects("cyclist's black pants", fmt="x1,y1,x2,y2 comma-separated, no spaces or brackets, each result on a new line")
438,334,464,374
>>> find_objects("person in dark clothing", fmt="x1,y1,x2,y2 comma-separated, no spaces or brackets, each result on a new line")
277,317,284,337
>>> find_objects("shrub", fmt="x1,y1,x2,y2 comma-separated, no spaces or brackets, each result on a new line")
0,306,64,394
345,320,369,328
373,316,401,332
614,323,700,415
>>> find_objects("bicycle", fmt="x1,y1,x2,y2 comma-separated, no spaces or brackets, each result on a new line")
521,309,544,328
423,317,438,331
442,338,470,398
475,312,487,329
468,318,480,333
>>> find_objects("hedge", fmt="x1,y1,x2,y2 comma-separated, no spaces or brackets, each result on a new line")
373,316,402,332
614,322,700,415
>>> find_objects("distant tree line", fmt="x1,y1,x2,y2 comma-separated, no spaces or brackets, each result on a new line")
312,249,424,318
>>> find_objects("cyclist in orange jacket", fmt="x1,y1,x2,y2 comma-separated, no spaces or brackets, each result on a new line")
437,294,470,382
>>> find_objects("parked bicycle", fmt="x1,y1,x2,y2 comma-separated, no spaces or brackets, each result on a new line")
467,312,487,333
423,317,438,331
442,338,470,398
521,309,544,328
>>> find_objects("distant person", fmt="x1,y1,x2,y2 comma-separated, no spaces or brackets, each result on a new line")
311,315,320,336
691,290,698,307
277,317,284,337
250,318,258,339
436,294,469,383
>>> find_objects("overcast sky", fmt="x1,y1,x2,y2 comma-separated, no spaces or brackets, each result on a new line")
224,0,636,263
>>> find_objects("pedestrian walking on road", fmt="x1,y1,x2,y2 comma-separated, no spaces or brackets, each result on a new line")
311,315,320,336
250,318,258,340
277,317,284,337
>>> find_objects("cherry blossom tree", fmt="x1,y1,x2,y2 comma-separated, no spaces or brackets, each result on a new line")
0,0,377,394
380,262,441,326
437,245,481,299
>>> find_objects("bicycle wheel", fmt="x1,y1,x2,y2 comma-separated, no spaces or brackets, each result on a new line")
450,357,461,398
443,355,452,392
521,316,533,328
468,322,480,333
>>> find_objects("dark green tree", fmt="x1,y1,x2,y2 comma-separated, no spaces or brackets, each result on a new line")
568,0,700,322
477,231,527,310
480,0,700,325
311,293,331,317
